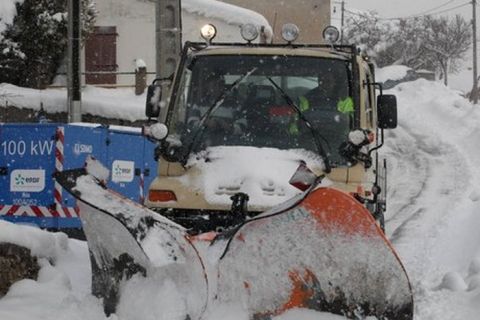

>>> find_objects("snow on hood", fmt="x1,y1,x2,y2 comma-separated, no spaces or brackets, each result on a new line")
185,146,325,209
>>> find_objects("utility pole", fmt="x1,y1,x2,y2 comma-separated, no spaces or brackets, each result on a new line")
155,0,182,78
67,0,82,122
473,0,478,104
334,1,346,43
340,0,345,44
155,0,182,121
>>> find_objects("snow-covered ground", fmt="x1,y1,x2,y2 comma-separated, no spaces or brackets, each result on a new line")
0,83,147,122
1,78,480,319
382,79,480,319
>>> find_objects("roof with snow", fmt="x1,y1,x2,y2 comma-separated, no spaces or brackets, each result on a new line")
158,0,272,36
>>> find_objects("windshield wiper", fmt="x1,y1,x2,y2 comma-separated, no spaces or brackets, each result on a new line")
184,67,258,161
266,77,332,173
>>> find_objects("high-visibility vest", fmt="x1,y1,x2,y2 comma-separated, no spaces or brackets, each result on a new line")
288,96,354,135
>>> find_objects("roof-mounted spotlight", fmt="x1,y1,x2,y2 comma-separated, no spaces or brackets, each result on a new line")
201,24,217,45
240,23,259,43
323,25,340,44
281,23,300,43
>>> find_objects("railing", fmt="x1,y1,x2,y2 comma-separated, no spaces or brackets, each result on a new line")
50,67,155,94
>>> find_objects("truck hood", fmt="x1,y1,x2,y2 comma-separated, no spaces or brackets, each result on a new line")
185,146,326,210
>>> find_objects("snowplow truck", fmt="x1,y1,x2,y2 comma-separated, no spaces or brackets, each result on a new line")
55,24,413,319
144,25,396,234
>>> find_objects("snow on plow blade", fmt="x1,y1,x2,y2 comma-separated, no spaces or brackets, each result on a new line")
54,169,208,318
55,167,413,319
217,188,414,319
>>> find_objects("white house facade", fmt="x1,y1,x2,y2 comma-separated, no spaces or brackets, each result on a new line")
81,0,272,86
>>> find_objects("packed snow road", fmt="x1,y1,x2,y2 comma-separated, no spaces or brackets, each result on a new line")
1,79,480,319
382,80,480,319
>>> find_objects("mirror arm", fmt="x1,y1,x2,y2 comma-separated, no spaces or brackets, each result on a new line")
365,80,384,96
368,128,384,157
374,82,383,96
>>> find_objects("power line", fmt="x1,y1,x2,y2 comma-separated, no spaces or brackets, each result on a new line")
381,2,470,20
415,0,459,16
345,1,470,21
425,2,471,16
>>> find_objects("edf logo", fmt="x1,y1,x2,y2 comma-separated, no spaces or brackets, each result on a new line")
111,160,135,183
10,170,45,192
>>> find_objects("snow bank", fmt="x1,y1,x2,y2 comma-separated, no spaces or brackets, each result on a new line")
273,309,348,320
0,220,98,320
0,83,146,121
382,78,480,319
376,65,411,83
391,79,479,142
0,220,68,260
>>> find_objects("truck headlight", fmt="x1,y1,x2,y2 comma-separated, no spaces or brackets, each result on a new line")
281,23,300,43
142,123,168,141
323,26,340,44
201,24,217,43
240,23,259,42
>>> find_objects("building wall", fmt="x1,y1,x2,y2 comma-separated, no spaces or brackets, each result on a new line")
81,0,156,86
220,0,331,43
82,0,268,86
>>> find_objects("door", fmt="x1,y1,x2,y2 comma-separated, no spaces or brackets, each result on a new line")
85,26,118,85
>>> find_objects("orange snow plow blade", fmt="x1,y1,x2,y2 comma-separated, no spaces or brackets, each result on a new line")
55,161,412,320
217,188,414,319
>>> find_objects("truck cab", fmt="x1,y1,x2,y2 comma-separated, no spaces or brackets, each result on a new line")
144,24,397,233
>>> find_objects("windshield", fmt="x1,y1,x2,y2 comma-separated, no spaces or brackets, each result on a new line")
168,54,352,165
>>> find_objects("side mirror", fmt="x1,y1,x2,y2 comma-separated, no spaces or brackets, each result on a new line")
377,94,397,129
145,77,172,118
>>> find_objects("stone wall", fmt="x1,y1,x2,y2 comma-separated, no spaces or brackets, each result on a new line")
0,243,39,297
1,105,144,127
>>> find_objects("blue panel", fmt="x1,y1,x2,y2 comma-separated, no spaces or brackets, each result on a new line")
0,124,57,207
106,130,145,203
61,125,108,208
56,217,82,228
1,123,159,231
143,138,159,202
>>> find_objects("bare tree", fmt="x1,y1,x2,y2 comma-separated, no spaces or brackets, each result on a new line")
345,12,472,84
344,10,396,61
422,15,472,85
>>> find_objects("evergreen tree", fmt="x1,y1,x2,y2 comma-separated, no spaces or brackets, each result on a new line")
0,0,96,88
